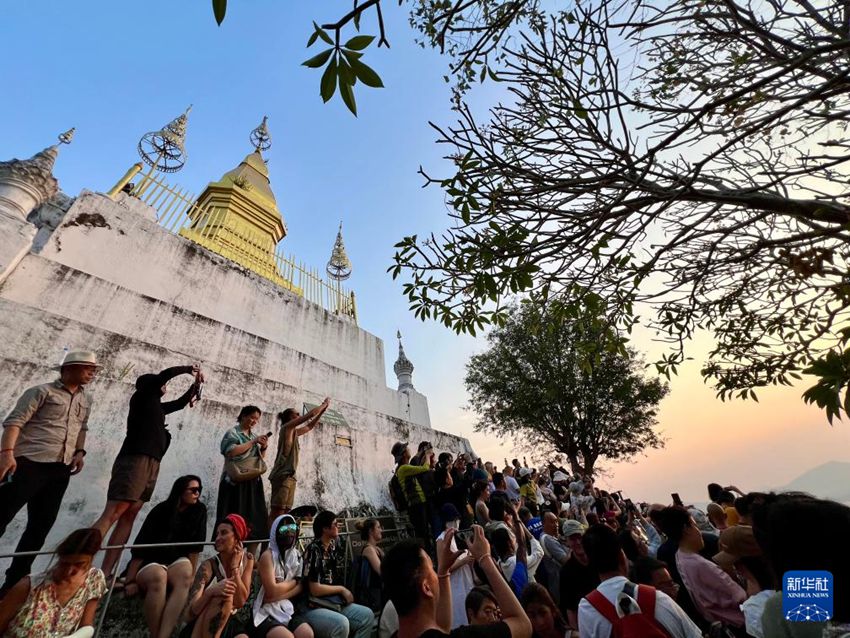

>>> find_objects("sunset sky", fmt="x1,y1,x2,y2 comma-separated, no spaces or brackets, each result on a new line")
3,2,848,506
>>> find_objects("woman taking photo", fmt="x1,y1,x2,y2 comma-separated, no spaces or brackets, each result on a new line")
123,475,208,638
181,514,254,638
252,515,313,638
0,528,106,638
215,405,269,542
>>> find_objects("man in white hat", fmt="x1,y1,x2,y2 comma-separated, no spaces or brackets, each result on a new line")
0,349,100,593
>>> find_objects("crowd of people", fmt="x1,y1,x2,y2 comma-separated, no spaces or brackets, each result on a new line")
0,351,848,638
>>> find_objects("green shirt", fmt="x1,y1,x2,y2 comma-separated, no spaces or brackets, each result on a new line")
396,461,430,505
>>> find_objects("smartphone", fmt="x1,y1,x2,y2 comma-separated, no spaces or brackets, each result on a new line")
671,493,684,507
265,431,273,438
455,528,474,546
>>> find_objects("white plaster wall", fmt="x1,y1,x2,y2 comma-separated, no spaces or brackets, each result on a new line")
0,212,35,285
39,191,391,392
0,190,470,574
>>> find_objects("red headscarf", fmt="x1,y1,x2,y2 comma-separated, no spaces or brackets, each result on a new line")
224,513,249,542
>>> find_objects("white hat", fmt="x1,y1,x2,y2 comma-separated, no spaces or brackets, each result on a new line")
518,467,532,478
553,471,569,483
55,350,101,370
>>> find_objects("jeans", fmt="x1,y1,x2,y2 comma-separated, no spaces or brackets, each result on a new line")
0,456,71,590
293,603,374,638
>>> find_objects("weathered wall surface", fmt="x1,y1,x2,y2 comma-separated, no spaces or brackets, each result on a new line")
0,191,470,576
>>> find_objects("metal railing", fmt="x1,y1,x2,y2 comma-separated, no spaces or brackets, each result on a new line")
0,521,412,637
110,168,357,322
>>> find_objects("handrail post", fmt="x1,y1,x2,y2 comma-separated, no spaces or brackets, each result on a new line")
94,543,127,637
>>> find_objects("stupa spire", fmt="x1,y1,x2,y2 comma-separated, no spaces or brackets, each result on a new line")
326,222,352,281
250,115,272,154
0,129,74,219
137,105,191,174
394,330,415,392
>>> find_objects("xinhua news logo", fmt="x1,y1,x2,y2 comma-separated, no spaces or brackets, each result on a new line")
782,571,834,623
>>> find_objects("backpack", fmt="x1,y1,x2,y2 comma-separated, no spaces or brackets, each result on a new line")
585,582,671,638
389,472,408,512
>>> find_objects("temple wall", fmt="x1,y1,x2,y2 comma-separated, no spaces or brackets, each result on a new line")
0,191,470,575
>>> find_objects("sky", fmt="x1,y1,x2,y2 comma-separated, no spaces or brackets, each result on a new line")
2,1,850,505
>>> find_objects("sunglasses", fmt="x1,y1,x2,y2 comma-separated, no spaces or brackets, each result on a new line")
186,487,202,495
277,523,298,534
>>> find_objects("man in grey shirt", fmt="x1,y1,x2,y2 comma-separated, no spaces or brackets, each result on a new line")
0,350,99,594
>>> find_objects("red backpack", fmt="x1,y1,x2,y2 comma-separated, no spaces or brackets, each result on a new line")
585,583,672,638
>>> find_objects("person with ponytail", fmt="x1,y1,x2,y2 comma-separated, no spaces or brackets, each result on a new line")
181,514,254,638
252,515,313,638
0,527,106,638
123,475,208,638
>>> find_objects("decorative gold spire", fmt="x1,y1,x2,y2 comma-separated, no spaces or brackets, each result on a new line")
178,117,292,289
250,116,272,154
137,106,191,173
326,222,352,281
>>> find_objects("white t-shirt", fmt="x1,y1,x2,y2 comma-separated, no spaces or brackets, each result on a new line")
436,531,476,628
741,589,775,638
577,576,702,638
505,476,521,503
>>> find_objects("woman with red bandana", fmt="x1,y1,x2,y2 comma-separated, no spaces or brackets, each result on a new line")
180,514,254,638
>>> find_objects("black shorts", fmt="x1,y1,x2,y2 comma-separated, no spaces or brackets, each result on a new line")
106,454,160,502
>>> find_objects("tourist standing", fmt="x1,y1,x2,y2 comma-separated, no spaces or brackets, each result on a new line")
215,406,269,542
392,442,435,549
123,475,208,638
559,520,599,630
93,363,202,577
268,398,330,524
0,350,99,594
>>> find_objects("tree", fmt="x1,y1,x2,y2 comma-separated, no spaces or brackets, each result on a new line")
392,0,850,420
465,301,668,475
209,0,543,114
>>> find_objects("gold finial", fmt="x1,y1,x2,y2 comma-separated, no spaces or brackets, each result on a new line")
326,222,352,281
250,115,272,154
137,105,192,173
58,128,75,145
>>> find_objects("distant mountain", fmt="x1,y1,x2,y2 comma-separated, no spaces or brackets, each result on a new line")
770,461,850,504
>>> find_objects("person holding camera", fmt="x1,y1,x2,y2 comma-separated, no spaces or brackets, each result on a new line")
392,442,436,551
214,405,270,543
268,398,330,525
93,363,203,579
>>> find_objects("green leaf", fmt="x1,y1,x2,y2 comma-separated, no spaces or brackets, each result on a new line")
573,99,588,119
338,58,356,87
313,21,334,45
321,56,338,103
302,49,334,69
345,35,376,50
307,31,319,48
347,56,384,88
212,0,227,25
340,80,358,116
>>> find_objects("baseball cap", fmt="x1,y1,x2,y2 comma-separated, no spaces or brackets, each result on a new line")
713,525,762,567
518,467,532,478
391,441,408,463
562,519,586,537
552,471,569,483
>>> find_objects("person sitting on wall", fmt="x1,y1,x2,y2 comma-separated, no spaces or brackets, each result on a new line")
92,362,203,578
0,528,106,638
0,350,99,596
181,514,254,638
122,475,208,638
268,398,330,526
